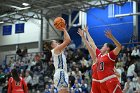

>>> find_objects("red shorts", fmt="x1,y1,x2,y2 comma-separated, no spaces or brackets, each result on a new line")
91,81,101,93
100,77,122,93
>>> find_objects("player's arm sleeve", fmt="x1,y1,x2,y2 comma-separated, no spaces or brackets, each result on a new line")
96,48,101,57
22,79,28,93
7,78,12,93
108,51,117,62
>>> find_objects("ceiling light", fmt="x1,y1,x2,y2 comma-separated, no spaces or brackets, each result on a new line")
22,3,30,6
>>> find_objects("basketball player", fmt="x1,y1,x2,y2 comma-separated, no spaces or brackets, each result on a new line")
8,69,28,93
50,27,71,93
78,28,101,93
84,27,122,93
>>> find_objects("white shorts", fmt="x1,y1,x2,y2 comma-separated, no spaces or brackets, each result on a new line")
54,69,69,90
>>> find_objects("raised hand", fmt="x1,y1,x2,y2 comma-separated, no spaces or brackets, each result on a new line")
105,30,114,39
62,24,67,31
77,28,85,38
83,26,88,33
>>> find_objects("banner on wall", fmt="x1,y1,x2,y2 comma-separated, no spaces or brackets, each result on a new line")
3,25,12,35
15,23,24,33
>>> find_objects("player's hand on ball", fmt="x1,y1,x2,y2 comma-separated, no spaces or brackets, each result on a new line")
62,27,66,32
62,24,67,32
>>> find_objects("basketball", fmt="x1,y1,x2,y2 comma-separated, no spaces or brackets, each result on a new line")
54,17,66,31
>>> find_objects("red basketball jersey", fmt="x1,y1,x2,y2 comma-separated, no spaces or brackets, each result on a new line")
8,77,28,93
96,48,117,80
91,63,101,93
92,63,98,79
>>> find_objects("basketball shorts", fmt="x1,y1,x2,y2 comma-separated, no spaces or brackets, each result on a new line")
54,69,68,91
100,77,122,93
91,81,101,93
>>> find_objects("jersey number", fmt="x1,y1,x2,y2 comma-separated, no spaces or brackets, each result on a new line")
15,82,20,86
99,62,104,71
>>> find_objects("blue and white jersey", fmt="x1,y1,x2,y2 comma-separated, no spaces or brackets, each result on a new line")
51,49,67,72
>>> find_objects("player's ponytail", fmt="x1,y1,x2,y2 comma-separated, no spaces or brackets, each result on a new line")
44,41,52,62
11,69,20,82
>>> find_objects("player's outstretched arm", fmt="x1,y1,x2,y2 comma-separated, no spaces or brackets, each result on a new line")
83,26,97,52
55,28,71,54
105,30,122,55
78,28,96,62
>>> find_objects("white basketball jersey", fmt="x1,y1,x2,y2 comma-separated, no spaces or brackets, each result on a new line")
51,49,67,72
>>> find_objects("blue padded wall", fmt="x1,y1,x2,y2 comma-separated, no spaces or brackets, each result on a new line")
87,2,133,46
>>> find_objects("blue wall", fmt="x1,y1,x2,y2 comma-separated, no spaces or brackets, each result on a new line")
68,26,82,47
62,3,134,47
87,2,133,46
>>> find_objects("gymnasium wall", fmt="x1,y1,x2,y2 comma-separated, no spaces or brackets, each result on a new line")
0,17,62,63
87,2,133,46
0,19,40,46
0,18,61,46
62,2,134,47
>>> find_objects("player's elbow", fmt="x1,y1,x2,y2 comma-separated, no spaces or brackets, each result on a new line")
118,44,122,50
117,43,122,50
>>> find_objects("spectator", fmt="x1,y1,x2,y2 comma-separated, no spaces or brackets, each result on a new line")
123,77,140,93
72,83,82,93
116,58,124,68
31,74,39,91
123,78,134,93
16,47,22,57
44,84,51,93
134,59,140,78
80,57,88,67
131,47,140,58
80,80,88,93
127,61,136,81
116,65,123,83
126,47,132,56
22,47,28,57
50,84,58,93
125,57,132,71
69,72,75,87
122,53,128,65
24,70,32,91
79,63,87,74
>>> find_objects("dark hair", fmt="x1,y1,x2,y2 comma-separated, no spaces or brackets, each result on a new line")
106,43,115,51
43,41,53,62
11,69,20,82
50,40,60,49
44,41,53,50
50,40,55,48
